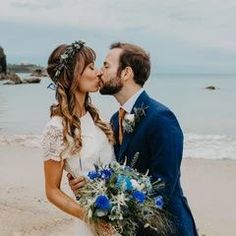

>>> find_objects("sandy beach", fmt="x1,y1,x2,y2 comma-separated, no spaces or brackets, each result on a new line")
0,144,235,236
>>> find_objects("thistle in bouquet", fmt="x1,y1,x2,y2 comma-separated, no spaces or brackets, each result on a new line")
77,159,173,236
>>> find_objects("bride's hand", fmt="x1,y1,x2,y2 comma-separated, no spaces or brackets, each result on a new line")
67,173,87,196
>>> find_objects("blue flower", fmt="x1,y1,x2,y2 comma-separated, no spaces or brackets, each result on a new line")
116,175,133,191
116,175,124,188
125,178,133,191
100,168,113,180
95,195,111,210
155,195,164,209
132,191,146,203
87,170,99,180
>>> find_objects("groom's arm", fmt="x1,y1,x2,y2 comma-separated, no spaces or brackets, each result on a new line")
147,110,184,202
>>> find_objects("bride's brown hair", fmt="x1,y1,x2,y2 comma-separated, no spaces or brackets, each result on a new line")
47,42,114,157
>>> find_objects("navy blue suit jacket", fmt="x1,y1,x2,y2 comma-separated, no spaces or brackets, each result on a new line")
110,91,198,236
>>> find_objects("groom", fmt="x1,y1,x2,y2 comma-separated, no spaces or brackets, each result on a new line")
69,42,198,235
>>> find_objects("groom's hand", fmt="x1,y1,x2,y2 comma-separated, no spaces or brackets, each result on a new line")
67,173,86,195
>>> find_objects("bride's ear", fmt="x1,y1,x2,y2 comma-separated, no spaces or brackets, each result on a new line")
121,66,134,80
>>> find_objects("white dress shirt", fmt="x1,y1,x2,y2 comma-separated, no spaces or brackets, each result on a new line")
121,88,144,114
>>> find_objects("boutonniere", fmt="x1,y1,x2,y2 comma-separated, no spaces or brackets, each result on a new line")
123,103,148,133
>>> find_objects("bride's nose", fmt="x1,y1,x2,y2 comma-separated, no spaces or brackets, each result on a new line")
96,70,103,77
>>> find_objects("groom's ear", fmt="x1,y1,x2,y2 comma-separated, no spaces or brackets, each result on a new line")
121,66,134,80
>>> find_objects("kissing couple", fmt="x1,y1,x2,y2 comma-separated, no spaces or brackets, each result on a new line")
42,40,198,236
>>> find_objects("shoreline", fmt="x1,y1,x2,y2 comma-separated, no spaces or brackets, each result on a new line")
0,144,236,235
1,132,236,161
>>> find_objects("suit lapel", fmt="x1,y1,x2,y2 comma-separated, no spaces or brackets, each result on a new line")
118,91,149,161
110,112,120,160
111,112,119,136
118,129,132,162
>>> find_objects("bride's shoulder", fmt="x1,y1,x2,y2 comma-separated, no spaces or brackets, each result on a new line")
42,116,64,139
44,115,63,129
42,116,65,161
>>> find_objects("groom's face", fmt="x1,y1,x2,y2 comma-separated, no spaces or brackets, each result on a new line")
99,48,123,95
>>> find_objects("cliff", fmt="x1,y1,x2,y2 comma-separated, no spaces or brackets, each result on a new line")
0,46,7,74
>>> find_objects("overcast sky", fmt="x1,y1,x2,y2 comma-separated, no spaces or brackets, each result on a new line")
0,0,236,73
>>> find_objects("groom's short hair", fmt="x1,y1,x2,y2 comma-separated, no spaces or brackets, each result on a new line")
110,42,151,86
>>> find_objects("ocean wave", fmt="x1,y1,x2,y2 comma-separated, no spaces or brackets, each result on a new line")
184,133,236,160
0,133,236,160
0,134,41,148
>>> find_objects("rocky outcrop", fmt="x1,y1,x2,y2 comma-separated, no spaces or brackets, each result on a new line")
3,80,18,85
0,73,7,80
30,68,47,77
1,72,41,85
0,46,7,74
22,77,41,84
1,72,22,84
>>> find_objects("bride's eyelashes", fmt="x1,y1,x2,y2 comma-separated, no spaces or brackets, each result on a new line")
89,63,95,70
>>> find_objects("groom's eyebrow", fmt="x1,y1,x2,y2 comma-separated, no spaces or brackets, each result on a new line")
103,61,109,66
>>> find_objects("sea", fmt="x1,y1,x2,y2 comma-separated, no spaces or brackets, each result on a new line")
0,73,236,160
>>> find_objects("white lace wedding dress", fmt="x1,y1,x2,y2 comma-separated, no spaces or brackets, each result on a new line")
42,112,115,236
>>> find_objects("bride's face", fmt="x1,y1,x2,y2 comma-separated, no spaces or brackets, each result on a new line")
77,62,100,93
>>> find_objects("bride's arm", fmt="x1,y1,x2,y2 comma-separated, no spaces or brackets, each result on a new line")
44,159,86,220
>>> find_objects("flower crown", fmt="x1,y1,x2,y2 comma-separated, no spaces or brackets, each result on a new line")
53,40,85,84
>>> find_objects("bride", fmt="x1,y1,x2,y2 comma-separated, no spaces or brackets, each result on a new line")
42,41,115,235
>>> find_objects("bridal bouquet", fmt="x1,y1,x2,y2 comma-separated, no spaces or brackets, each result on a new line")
77,159,171,236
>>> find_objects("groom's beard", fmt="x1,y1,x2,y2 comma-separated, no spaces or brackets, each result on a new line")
99,76,123,95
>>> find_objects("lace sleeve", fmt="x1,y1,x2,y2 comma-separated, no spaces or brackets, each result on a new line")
42,124,65,161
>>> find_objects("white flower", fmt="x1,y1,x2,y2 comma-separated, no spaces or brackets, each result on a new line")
130,179,141,190
123,114,135,133
122,105,147,133
95,209,108,217
116,192,128,207
55,70,60,77
60,54,68,60
130,179,142,191
140,183,146,190
124,113,135,123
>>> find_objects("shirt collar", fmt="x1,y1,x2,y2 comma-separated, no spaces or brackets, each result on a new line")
121,88,144,114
